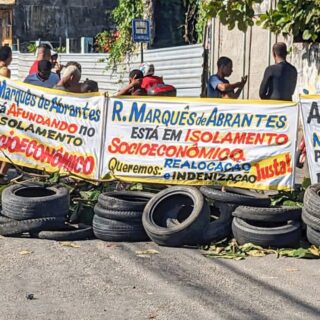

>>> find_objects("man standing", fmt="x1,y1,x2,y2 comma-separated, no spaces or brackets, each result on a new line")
259,42,297,101
207,56,247,99
28,44,52,75
24,60,59,88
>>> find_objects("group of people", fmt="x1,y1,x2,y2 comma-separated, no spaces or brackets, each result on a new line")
116,63,174,96
24,44,99,93
207,42,297,101
0,41,302,182
0,43,99,93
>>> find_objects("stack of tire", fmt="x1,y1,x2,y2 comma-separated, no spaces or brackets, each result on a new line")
302,184,320,246
0,183,93,240
142,186,235,247
93,191,153,242
201,186,302,248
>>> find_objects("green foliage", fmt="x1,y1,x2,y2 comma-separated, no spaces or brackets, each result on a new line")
258,0,320,42
53,46,66,53
107,0,144,69
27,42,37,53
270,178,310,207
95,30,119,53
203,239,320,260
195,0,208,43
202,0,320,42
202,0,263,32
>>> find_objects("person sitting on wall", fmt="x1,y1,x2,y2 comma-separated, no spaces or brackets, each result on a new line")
207,56,247,99
139,63,164,91
29,44,52,75
115,69,147,96
24,60,60,88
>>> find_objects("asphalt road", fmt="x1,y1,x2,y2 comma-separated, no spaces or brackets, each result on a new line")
0,237,319,320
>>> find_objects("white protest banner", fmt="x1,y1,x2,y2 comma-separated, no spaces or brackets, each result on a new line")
300,95,320,184
102,97,298,191
0,77,106,179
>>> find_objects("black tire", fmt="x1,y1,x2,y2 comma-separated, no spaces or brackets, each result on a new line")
93,214,149,242
201,202,234,244
37,224,93,241
94,204,142,221
0,214,14,224
304,184,320,218
200,186,270,207
232,217,301,248
0,217,65,236
302,208,320,231
97,191,154,211
2,183,70,220
233,206,302,222
306,226,320,246
142,186,210,247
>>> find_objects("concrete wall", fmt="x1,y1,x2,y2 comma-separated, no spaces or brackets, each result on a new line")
292,43,320,95
13,0,117,47
209,17,320,100
210,19,288,100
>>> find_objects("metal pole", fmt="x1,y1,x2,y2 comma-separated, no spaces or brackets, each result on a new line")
268,0,273,66
242,30,247,99
247,26,253,99
141,43,144,63
210,18,215,75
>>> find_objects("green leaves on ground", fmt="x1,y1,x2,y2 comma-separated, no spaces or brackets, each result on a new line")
270,181,309,207
203,240,320,260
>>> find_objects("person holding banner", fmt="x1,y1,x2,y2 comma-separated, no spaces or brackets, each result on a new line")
259,42,297,101
207,57,247,99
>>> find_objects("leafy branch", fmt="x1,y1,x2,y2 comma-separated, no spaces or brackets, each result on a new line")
202,0,320,42
106,0,144,70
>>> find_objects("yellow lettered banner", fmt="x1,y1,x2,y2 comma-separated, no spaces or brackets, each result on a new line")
102,97,298,191
0,77,106,179
300,95,320,184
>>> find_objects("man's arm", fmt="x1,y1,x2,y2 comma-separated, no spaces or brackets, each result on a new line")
221,76,247,99
259,67,271,99
115,78,142,97
217,81,242,93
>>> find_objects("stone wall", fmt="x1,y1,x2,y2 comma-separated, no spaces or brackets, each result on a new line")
13,0,117,47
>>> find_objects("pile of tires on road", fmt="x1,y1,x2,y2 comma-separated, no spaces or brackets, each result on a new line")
302,184,320,246
1,181,320,249
0,182,93,241
92,185,304,248
92,191,152,242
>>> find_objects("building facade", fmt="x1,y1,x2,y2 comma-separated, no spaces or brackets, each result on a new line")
0,0,117,49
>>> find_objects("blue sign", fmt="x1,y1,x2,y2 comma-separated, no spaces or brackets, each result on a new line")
132,19,150,42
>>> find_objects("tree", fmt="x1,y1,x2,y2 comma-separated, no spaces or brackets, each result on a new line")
202,0,320,42
258,0,320,42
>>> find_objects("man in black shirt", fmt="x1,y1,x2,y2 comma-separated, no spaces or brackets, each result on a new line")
259,42,297,101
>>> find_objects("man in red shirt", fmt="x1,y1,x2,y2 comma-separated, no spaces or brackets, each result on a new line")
29,44,51,75
140,63,164,91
